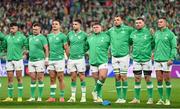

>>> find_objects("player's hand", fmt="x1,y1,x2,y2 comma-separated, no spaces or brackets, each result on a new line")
45,57,49,66
151,53,154,61
167,60,173,66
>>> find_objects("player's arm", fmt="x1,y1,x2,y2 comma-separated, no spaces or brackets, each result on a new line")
62,34,69,58
84,34,90,53
44,44,49,65
1,36,7,51
42,36,49,65
105,29,110,36
170,33,177,61
0,32,4,41
64,43,69,58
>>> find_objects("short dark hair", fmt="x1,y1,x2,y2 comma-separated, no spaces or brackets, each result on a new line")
92,22,101,26
10,22,18,27
159,17,167,21
33,22,41,28
136,17,145,22
53,18,61,24
115,14,124,20
73,19,82,24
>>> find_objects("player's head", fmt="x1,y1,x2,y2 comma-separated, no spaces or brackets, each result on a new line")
114,15,123,26
32,22,41,35
73,19,81,31
52,19,61,32
92,22,102,34
158,17,167,29
135,17,145,30
10,23,18,34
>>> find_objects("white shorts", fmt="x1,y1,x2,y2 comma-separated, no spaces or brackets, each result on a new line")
133,60,152,71
28,60,45,73
90,63,108,73
112,55,130,73
6,59,23,71
67,58,86,73
47,60,65,72
154,61,172,72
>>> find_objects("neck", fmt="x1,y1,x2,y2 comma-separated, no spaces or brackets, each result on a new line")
95,32,100,35
53,30,60,34
34,33,40,36
74,29,80,33
11,31,17,35
116,23,122,28
160,26,166,30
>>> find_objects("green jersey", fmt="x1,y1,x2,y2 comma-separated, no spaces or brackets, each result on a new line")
154,28,177,61
67,30,88,59
47,32,67,61
4,31,27,61
28,34,48,61
106,24,134,57
0,32,5,58
87,32,110,66
0,32,4,41
130,27,153,62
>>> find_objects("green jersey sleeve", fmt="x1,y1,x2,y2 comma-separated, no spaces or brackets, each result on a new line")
170,33,177,60
62,34,68,45
41,35,48,46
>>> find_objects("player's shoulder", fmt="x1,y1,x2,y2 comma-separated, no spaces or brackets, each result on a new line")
108,27,115,31
81,31,87,35
166,28,175,35
123,24,134,30
131,29,138,34
80,31,88,37
59,32,67,38
38,34,47,40
88,33,95,39
39,34,46,37
5,34,11,38
101,32,110,39
101,32,108,35
47,32,53,36
67,31,74,35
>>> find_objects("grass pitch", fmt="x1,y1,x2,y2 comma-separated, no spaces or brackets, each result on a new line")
0,76,180,108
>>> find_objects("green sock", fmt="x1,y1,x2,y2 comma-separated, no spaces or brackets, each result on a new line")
30,81,36,98
122,81,128,100
147,81,153,99
96,80,104,98
71,81,76,97
115,81,121,99
38,81,44,98
18,83,23,97
60,90,65,98
134,82,141,100
8,84,13,98
50,84,56,98
157,81,163,100
165,81,171,100
81,81,86,97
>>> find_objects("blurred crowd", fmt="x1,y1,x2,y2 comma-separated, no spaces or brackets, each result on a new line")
0,0,179,59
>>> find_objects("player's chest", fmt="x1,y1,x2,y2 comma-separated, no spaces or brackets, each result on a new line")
133,32,149,42
7,36,23,45
111,29,128,40
29,37,42,45
155,32,169,43
69,35,85,43
48,36,62,44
